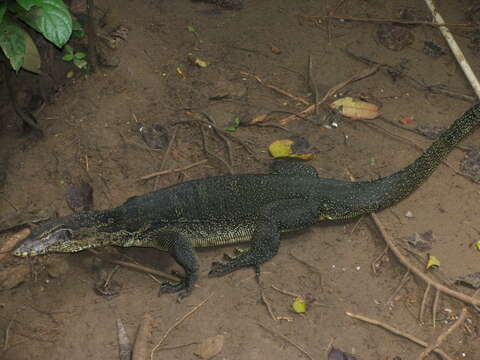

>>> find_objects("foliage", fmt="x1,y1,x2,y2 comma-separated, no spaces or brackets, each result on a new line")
0,0,73,73
62,44,86,69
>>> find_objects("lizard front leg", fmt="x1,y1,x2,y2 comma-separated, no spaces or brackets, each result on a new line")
157,232,199,302
208,199,319,278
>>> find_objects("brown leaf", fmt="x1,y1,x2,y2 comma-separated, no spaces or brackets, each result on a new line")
194,335,224,359
328,347,360,360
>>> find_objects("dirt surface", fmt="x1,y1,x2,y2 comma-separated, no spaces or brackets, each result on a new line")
1,0,480,359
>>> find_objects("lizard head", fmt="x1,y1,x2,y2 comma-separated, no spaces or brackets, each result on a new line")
14,222,90,256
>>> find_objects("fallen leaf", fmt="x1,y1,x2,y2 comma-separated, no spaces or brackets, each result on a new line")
400,116,414,124
247,113,268,125
139,124,169,149
194,335,224,359
455,272,480,289
268,137,314,160
194,58,208,68
176,67,185,78
292,297,306,313
426,254,440,270
65,183,93,212
407,231,433,251
270,44,282,54
328,347,359,360
330,97,380,120
475,240,480,251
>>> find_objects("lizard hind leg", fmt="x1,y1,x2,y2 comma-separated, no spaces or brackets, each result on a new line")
158,232,199,302
208,199,319,278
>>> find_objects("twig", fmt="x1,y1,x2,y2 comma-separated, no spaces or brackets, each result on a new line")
385,270,410,308
156,341,199,350
321,14,475,28
271,285,300,298
117,319,132,360
132,313,155,360
371,244,389,274
418,308,468,360
424,0,480,98
308,55,319,115
345,312,453,360
260,287,278,321
199,121,233,175
86,0,97,72
278,65,380,125
346,173,480,307
419,284,431,325
3,317,14,350
150,294,212,359
138,159,208,181
87,249,180,282
432,289,440,329
257,322,314,360
241,72,310,105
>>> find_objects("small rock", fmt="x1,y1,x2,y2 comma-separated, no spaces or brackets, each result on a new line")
139,124,169,150
194,335,224,359
208,80,247,100
46,257,70,278
65,182,94,212
0,264,30,290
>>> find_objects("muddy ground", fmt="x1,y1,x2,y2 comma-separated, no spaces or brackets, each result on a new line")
1,0,480,359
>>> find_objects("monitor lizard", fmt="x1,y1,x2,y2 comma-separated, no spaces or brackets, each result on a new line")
14,103,480,301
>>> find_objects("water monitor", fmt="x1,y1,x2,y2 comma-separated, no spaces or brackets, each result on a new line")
14,103,480,300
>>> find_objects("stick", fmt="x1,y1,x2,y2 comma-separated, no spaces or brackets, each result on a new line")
346,173,480,307
370,212,480,307
385,270,410,307
150,294,212,359
321,14,474,28
432,289,440,329
345,312,453,360
423,0,480,98
419,284,431,325
260,287,278,321
88,249,180,282
417,308,468,360
117,319,132,360
132,313,155,360
278,65,380,125
139,159,208,181
257,322,314,360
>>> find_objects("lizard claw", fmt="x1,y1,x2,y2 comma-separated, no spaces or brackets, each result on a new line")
208,261,232,277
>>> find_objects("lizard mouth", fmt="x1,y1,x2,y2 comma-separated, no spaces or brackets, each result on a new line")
14,227,73,256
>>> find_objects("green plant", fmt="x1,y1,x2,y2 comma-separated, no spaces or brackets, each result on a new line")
62,44,86,69
0,0,73,73
226,117,241,132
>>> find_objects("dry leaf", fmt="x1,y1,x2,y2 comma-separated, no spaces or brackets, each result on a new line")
194,335,224,359
330,97,380,120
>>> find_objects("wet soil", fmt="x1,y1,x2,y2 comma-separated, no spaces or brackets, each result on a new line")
1,0,479,359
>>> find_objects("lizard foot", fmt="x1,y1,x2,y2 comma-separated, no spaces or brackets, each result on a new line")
208,257,262,278
159,280,192,302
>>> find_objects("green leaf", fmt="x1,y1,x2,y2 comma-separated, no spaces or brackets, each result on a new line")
233,117,240,125
0,16,26,71
225,126,237,132
186,25,196,33
64,43,72,53
73,58,87,69
16,0,43,11
74,51,85,59
22,29,41,72
0,3,6,23
62,53,73,61
72,18,84,38
15,0,72,48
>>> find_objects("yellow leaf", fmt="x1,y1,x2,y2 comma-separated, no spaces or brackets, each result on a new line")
194,58,209,68
292,297,307,313
426,254,440,270
176,67,185,78
330,97,380,120
475,240,480,251
268,139,314,159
